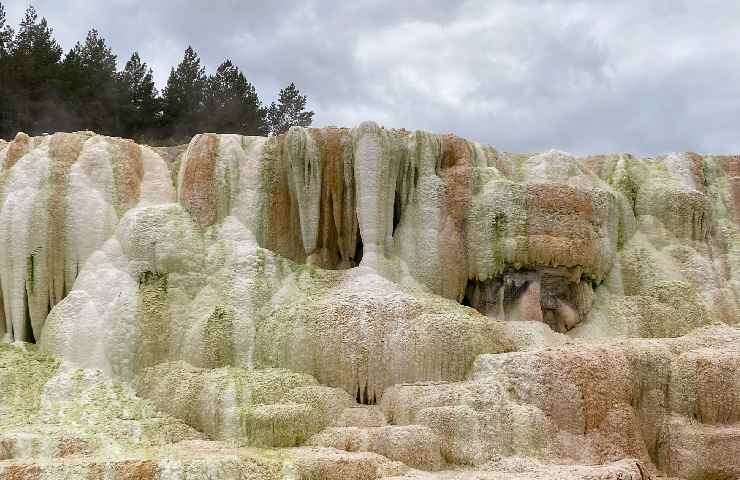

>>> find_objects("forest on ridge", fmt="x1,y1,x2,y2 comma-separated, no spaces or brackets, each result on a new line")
0,4,314,144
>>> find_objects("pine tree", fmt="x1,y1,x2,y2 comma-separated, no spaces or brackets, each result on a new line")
266,82,314,136
118,51,159,138
12,6,62,70
61,29,119,133
4,5,64,136
0,2,13,57
204,59,267,136
161,46,206,138
0,2,14,137
0,9,314,142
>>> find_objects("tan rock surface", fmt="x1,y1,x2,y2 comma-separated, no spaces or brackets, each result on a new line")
0,126,738,478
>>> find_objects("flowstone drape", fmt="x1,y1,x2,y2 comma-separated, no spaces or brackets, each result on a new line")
0,124,739,479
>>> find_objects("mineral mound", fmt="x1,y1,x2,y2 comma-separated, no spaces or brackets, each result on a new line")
0,123,738,479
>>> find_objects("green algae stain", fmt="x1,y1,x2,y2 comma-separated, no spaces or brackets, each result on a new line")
256,136,280,245
135,271,170,373
203,305,236,368
217,161,232,225
0,343,60,427
489,210,508,277
26,254,34,289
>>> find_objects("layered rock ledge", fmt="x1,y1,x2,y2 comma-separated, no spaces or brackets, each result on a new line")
0,125,738,479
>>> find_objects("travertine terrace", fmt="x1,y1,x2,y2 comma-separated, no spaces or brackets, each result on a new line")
0,123,738,479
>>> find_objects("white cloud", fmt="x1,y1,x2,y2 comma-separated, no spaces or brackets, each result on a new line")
5,0,740,154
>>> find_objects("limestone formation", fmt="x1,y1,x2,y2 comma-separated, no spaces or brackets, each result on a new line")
0,125,738,479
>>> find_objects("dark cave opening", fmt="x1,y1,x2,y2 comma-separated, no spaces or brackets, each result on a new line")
354,224,364,266
392,192,402,235
462,268,592,333
23,284,35,344
355,383,377,405
461,292,472,308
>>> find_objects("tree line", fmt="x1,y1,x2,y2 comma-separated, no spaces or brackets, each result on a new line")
0,4,313,143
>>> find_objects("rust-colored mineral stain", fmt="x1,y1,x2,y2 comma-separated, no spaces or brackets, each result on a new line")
440,135,473,299
112,460,158,480
539,347,632,436
580,154,615,180
441,135,474,215
181,134,219,228
3,133,31,171
695,355,740,424
0,439,11,460
2,464,41,480
315,129,338,265
311,127,358,268
729,179,740,223
715,156,740,223
686,152,706,193
47,133,86,306
525,183,595,271
57,436,88,457
492,150,516,179
110,138,144,216
263,135,306,262
717,155,740,178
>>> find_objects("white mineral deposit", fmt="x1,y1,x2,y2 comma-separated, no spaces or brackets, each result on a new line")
0,126,738,478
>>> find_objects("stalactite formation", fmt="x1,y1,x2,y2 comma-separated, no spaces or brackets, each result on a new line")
0,124,739,479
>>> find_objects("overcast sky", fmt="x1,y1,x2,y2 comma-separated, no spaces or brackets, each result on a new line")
5,0,740,155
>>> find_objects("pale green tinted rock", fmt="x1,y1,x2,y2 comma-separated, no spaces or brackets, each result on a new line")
0,127,739,478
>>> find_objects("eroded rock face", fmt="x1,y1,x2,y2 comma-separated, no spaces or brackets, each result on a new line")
0,132,174,343
464,267,594,332
380,326,740,477
0,125,738,479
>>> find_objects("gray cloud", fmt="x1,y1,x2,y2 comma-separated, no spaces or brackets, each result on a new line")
5,0,740,155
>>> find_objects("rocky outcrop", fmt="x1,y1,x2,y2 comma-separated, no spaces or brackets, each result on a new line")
381,325,740,478
0,343,201,461
0,132,174,343
0,125,738,479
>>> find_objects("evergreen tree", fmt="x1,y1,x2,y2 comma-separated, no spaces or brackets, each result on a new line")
266,82,314,135
118,51,159,138
0,2,13,56
0,2,14,137
161,46,206,138
204,59,267,136
0,8,313,143
3,5,64,136
61,29,119,133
